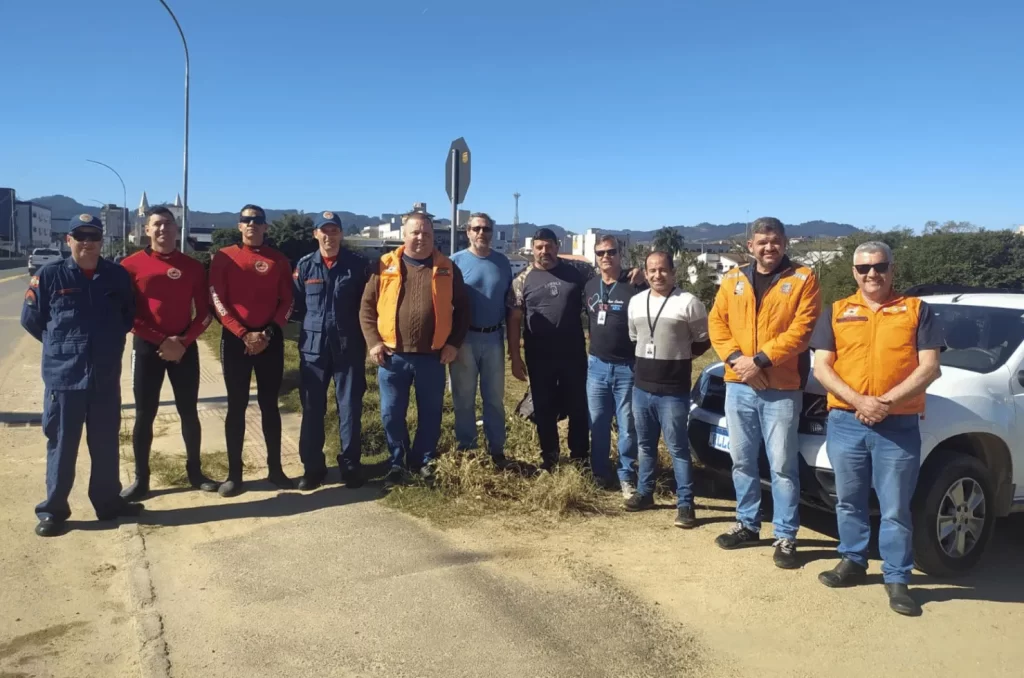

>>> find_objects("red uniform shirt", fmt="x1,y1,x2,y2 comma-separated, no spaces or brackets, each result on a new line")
209,243,293,338
122,248,212,347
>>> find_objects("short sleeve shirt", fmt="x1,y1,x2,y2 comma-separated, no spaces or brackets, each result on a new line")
585,271,644,363
508,261,586,352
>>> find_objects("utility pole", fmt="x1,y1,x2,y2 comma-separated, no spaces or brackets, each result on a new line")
512,192,521,252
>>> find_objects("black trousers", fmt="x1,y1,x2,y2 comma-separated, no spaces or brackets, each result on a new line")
221,329,284,481
525,346,590,466
132,336,203,478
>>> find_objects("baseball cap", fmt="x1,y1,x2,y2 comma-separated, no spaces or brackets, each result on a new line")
533,227,558,243
69,213,104,233
313,211,342,230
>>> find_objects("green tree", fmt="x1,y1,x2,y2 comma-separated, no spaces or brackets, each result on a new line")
624,242,650,269
679,260,717,310
268,213,317,262
210,228,241,252
651,227,684,259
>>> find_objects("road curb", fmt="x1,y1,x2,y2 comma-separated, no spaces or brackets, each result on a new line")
120,522,172,678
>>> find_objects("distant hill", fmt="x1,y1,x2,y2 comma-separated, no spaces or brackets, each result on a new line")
30,196,860,241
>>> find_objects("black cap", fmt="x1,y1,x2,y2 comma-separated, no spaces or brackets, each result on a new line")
533,227,558,243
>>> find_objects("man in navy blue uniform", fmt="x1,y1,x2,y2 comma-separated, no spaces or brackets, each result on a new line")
290,211,372,490
21,214,140,537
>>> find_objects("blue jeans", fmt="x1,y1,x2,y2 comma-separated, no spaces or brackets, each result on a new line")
724,383,801,541
449,338,506,457
826,409,921,584
633,388,692,508
377,352,446,471
586,356,637,483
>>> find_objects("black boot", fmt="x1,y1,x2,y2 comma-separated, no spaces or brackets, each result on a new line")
187,460,220,492
120,475,150,502
297,471,327,491
341,468,364,489
35,517,66,537
266,467,295,490
818,558,867,588
885,583,922,617
218,478,243,497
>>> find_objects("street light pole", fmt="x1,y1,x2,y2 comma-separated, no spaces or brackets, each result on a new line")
156,0,190,253
86,159,127,257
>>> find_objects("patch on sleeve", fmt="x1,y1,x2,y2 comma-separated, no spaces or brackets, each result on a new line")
293,268,300,280
24,289,37,307
29,276,39,288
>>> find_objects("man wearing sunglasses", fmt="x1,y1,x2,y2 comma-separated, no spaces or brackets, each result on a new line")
120,207,217,501
708,217,821,570
810,242,943,617
291,211,372,491
584,235,645,494
449,213,514,468
209,205,295,496
21,214,140,537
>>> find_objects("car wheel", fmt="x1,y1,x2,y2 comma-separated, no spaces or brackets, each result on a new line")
912,451,996,577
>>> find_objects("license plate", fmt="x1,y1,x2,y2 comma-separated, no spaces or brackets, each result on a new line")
709,426,730,452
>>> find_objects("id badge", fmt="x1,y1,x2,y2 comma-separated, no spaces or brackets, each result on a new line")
644,342,655,359
597,310,607,325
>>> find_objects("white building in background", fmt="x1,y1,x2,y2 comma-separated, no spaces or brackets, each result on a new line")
687,252,745,285
793,248,844,268
571,228,602,265
100,204,129,245
1017,225,1024,235
14,201,51,250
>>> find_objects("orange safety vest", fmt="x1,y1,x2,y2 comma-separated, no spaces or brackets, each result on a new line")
829,292,926,415
375,246,455,351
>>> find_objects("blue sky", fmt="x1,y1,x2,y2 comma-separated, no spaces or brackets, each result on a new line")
2,0,1021,232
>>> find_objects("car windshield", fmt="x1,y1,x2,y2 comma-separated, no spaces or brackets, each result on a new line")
33,249,60,256
930,303,1024,374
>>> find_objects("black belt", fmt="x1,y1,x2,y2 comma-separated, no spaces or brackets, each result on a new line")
469,324,504,333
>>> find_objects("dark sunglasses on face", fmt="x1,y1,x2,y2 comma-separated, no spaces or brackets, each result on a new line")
71,231,103,243
239,215,267,225
469,226,493,233
854,262,890,275
595,248,618,258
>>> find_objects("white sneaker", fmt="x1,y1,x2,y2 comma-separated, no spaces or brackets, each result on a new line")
620,482,636,500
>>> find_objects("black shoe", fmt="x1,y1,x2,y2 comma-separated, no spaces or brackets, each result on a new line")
715,523,760,550
218,479,243,497
624,493,655,512
773,538,800,569
120,477,150,502
97,502,144,521
383,468,406,491
297,472,326,492
818,558,867,588
187,473,220,493
674,506,698,529
266,469,295,490
492,456,513,471
885,583,922,617
35,517,65,537
341,469,365,489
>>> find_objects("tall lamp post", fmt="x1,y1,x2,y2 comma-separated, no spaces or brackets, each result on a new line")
85,159,127,257
156,0,190,253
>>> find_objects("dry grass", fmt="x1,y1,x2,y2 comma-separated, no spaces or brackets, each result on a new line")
199,321,718,525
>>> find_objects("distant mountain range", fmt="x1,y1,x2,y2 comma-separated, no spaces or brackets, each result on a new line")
29,195,861,241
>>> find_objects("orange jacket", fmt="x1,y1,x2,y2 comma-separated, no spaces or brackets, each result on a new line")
375,246,455,351
827,292,927,415
709,258,821,391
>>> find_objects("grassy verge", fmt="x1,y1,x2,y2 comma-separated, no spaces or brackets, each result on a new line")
200,321,716,525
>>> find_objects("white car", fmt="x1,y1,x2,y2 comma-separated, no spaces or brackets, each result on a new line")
28,248,63,275
688,288,1024,577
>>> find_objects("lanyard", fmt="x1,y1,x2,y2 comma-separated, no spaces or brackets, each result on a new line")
647,288,673,336
600,280,618,304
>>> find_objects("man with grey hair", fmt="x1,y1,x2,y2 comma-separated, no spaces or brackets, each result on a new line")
709,216,821,569
450,212,514,467
810,241,943,616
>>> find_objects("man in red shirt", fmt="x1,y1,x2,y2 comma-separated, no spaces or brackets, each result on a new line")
209,204,294,496
120,207,217,500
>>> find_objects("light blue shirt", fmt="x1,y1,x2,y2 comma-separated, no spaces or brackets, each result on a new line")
451,248,512,345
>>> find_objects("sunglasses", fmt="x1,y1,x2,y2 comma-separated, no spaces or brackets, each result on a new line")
595,248,618,258
71,231,103,243
854,262,890,275
469,226,493,233
239,215,267,225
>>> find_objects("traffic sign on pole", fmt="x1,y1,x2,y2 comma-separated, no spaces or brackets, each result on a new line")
445,137,471,253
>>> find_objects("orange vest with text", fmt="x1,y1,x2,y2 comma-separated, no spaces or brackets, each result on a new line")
828,292,927,416
375,246,454,351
